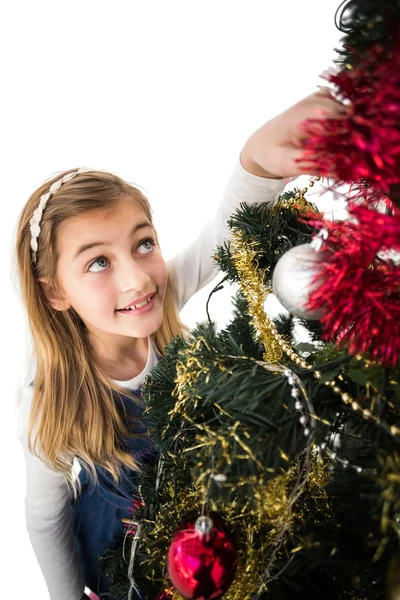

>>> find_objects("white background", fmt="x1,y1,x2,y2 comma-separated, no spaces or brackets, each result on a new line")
2,1,343,597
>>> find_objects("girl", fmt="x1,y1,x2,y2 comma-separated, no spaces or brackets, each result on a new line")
15,91,348,600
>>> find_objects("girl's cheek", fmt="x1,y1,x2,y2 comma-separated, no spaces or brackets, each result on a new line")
87,272,112,289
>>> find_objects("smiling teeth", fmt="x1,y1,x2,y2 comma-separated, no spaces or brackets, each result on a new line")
125,297,151,310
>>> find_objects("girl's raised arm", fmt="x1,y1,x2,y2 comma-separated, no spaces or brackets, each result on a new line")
167,154,290,312
167,91,349,312
16,385,85,600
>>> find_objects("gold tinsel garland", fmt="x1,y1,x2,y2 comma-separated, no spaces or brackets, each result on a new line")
150,458,331,600
229,233,283,364
156,203,329,593
228,199,400,436
155,326,329,597
136,191,399,597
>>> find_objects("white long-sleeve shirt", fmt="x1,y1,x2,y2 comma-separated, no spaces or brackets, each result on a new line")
16,156,290,599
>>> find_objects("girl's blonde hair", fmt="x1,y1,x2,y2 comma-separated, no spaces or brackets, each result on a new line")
15,168,190,494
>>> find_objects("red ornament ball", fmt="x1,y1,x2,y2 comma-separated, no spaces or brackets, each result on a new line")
167,515,238,600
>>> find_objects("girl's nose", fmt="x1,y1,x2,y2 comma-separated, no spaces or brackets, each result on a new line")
117,256,151,293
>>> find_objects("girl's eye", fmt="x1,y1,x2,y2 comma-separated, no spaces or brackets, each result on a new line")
88,257,110,273
138,237,156,254
87,239,155,273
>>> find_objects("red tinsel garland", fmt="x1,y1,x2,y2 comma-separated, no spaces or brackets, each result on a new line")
298,39,400,204
301,205,400,365
293,31,400,365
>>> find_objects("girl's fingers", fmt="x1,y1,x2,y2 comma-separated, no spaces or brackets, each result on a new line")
312,89,351,116
283,147,313,176
313,109,349,120
318,96,350,114
313,99,350,117
295,157,338,178
316,85,333,95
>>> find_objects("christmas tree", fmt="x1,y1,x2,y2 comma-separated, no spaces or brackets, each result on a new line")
100,2,400,598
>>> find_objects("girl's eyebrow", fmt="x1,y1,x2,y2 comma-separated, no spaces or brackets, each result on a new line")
73,220,153,260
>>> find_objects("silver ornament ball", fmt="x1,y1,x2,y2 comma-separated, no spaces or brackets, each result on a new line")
272,243,328,320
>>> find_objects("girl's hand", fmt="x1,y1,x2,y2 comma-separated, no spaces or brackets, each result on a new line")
240,89,350,179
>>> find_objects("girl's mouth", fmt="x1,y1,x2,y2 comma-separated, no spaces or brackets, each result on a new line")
116,294,155,316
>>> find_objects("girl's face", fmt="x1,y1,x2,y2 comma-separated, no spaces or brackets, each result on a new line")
49,194,168,347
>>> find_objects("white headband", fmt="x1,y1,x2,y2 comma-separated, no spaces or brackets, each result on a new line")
30,167,92,265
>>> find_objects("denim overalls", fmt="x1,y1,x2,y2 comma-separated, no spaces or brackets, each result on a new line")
72,384,158,598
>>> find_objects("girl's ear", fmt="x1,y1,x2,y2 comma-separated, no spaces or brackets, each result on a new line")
38,278,71,311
